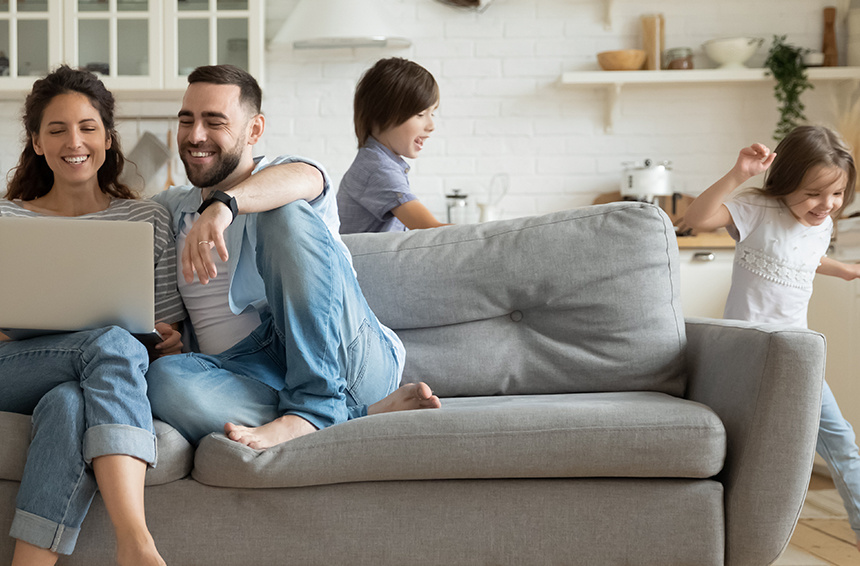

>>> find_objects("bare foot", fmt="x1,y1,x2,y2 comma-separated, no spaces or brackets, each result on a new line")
116,532,166,566
368,382,441,415
224,414,316,450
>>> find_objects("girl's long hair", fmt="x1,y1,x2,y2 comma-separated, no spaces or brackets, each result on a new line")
760,125,856,215
5,65,134,201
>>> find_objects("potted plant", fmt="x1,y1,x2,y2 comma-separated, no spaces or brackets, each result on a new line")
764,35,813,141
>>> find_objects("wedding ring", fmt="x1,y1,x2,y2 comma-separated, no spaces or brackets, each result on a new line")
198,241,210,245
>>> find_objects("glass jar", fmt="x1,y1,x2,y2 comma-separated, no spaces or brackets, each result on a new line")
663,47,694,70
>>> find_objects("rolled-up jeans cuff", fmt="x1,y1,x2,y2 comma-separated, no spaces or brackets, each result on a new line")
10,509,80,555
83,424,158,468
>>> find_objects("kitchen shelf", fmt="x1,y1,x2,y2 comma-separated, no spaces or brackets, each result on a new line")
560,66,860,132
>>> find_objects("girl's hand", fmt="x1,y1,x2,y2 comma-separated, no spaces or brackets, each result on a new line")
154,322,183,357
734,143,777,179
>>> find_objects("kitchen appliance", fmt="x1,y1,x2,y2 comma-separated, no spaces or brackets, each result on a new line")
445,189,470,224
621,159,673,204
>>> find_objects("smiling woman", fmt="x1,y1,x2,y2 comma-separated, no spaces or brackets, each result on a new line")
0,65,185,566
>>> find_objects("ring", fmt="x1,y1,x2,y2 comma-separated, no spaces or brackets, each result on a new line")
198,241,210,245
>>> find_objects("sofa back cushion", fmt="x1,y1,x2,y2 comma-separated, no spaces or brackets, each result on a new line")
343,202,686,397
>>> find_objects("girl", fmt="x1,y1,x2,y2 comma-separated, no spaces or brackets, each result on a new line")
0,66,185,565
684,125,860,550
337,57,447,233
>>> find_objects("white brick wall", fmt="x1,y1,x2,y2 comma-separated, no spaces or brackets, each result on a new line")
0,0,853,221
260,0,856,221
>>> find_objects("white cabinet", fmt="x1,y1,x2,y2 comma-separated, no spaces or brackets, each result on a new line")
0,0,263,94
677,247,733,319
809,274,860,429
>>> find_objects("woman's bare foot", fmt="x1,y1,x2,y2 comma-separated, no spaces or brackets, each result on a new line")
368,382,441,415
116,532,166,566
225,414,317,450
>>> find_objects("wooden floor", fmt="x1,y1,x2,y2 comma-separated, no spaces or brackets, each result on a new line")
775,474,860,566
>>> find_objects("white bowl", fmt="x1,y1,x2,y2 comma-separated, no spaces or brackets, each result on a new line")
703,37,763,69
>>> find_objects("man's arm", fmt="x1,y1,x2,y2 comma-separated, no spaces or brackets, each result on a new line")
184,162,325,285
222,161,324,214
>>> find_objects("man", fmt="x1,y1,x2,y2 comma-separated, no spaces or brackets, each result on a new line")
147,65,439,450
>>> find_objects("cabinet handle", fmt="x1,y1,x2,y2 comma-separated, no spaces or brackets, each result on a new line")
692,252,716,262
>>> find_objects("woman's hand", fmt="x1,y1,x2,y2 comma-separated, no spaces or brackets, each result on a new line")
154,322,183,357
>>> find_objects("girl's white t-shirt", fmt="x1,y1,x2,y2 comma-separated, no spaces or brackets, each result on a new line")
723,192,833,328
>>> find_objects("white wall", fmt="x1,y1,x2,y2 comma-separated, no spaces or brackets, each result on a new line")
0,0,855,219
260,0,858,220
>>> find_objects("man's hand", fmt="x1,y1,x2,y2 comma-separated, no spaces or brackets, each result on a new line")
182,201,233,284
154,322,183,357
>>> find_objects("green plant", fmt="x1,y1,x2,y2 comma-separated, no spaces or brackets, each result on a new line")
764,35,813,141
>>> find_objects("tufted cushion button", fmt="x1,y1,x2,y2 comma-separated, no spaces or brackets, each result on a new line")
510,310,523,322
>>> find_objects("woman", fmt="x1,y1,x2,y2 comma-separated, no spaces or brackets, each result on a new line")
0,66,185,566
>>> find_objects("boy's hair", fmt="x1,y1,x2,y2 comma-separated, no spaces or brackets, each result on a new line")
188,64,262,116
761,125,857,215
6,65,133,201
353,57,439,147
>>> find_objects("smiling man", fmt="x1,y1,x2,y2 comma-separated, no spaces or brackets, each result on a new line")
147,65,439,450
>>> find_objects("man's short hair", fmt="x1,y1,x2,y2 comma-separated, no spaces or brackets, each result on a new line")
188,64,262,116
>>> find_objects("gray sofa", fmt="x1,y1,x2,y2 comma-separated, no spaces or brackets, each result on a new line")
0,202,824,565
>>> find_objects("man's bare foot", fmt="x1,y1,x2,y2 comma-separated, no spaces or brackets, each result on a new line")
368,382,441,415
224,414,316,450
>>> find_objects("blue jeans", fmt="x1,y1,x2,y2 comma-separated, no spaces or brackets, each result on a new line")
147,200,400,446
817,379,860,537
0,326,156,554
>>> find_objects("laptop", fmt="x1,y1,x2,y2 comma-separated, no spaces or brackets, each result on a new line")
0,216,160,352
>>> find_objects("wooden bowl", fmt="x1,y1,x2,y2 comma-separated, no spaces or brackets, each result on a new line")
597,49,647,71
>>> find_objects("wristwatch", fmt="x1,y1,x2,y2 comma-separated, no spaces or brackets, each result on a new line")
197,190,238,224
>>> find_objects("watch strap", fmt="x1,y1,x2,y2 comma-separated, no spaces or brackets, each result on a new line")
197,190,238,223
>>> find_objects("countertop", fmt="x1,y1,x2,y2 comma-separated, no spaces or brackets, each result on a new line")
676,230,735,249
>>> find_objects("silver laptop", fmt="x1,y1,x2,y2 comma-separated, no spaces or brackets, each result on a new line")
0,216,156,339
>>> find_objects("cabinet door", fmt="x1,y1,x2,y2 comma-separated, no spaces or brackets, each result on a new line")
0,0,62,89
162,0,263,90
64,0,162,90
677,248,734,319
809,275,860,428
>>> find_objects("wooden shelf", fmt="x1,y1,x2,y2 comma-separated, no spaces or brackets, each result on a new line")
560,66,860,132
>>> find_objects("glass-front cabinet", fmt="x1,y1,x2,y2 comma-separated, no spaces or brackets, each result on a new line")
0,0,262,92
0,0,63,89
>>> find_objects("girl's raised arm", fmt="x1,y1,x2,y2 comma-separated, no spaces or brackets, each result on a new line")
684,144,776,232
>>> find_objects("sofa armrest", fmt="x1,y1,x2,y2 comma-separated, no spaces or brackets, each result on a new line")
684,317,825,566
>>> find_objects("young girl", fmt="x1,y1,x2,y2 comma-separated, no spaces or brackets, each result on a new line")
0,66,185,565
684,124,860,550
337,57,447,233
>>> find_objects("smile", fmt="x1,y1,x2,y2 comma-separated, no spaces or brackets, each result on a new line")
189,151,215,158
63,155,88,164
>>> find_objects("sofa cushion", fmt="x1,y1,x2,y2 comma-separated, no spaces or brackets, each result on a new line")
343,203,686,398
0,412,193,486
0,411,29,482
191,392,725,489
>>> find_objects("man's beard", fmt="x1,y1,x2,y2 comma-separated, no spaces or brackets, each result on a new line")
181,138,244,188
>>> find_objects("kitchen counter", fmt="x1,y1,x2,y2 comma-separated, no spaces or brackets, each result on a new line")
676,230,735,249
